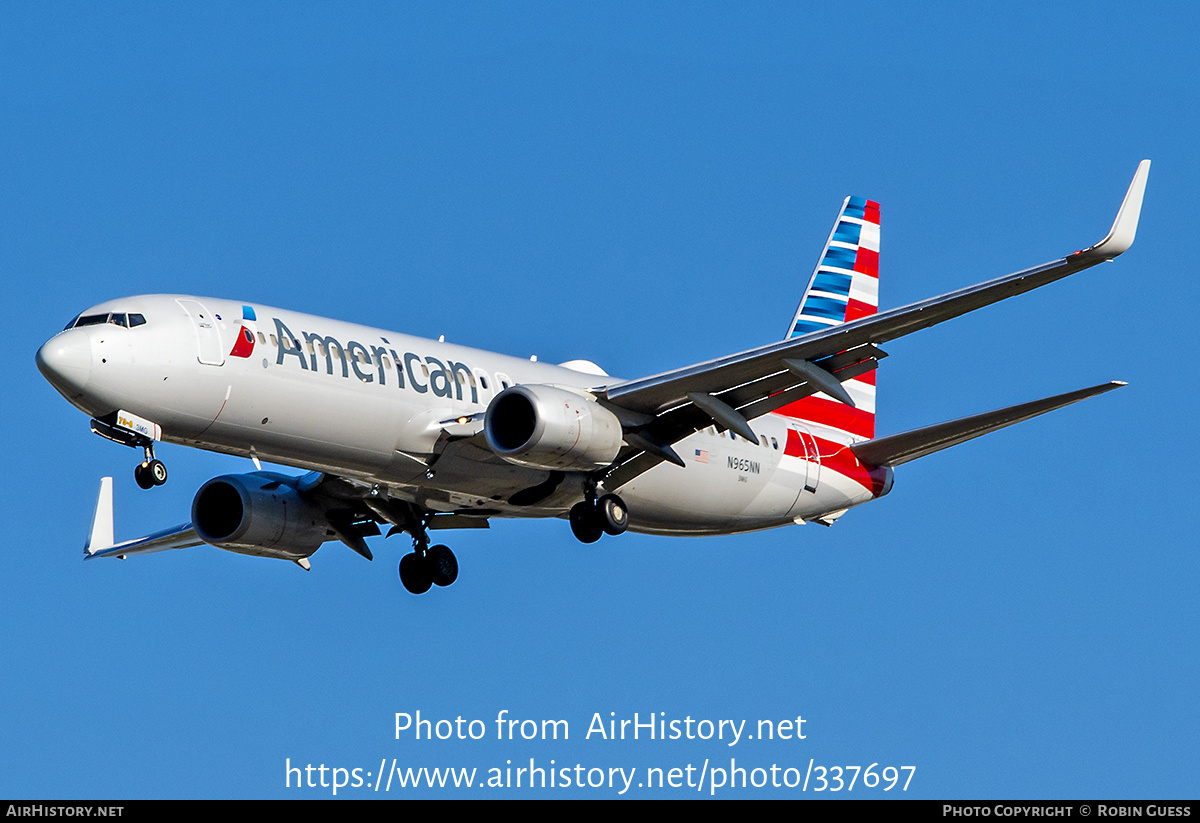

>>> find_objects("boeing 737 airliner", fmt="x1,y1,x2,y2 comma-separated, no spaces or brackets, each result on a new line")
36,162,1149,594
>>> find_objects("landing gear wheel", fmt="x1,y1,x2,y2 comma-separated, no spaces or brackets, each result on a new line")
427,545,459,587
147,459,168,486
399,553,432,595
569,501,603,544
134,460,167,489
598,494,629,535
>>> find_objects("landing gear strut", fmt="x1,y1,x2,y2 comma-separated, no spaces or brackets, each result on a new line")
570,488,628,544
396,513,458,595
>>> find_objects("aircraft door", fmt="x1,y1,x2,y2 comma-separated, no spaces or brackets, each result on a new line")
787,423,820,494
176,299,225,366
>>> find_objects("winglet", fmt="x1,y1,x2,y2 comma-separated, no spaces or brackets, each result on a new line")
85,477,115,555
1079,159,1150,259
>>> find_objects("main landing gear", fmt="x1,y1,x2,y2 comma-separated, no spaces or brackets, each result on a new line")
397,516,458,595
569,492,629,544
133,443,167,489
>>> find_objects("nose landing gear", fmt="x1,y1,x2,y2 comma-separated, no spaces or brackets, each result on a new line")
88,411,168,490
134,458,168,489
133,442,167,489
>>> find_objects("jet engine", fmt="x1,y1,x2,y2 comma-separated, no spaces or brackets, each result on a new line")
191,472,329,560
484,384,623,472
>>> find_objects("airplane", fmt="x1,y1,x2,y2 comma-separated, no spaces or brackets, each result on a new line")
35,161,1149,595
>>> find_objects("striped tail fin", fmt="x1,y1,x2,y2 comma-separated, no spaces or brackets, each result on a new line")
786,196,880,337
778,196,880,441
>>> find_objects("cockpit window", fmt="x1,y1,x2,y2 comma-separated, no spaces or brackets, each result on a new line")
67,312,148,330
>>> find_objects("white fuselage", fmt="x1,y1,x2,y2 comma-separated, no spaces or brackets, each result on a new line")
39,295,890,536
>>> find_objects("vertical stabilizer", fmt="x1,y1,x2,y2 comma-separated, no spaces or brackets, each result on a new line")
777,197,881,440
786,196,881,338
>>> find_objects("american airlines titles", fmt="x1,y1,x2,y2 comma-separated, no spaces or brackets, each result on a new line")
272,318,480,404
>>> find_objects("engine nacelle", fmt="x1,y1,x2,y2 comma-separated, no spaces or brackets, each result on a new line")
484,384,624,472
191,472,329,560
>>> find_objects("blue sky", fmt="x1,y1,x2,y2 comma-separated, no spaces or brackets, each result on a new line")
3,3,1197,798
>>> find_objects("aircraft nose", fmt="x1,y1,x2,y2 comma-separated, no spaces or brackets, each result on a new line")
36,332,93,397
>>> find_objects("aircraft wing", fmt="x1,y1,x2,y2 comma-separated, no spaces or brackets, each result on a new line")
83,477,202,559
597,161,1149,487
80,472,491,566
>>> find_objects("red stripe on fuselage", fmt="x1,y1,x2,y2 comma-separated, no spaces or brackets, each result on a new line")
783,428,804,457
816,435,890,497
779,427,888,496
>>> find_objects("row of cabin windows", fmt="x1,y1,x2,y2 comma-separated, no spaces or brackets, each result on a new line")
705,425,779,450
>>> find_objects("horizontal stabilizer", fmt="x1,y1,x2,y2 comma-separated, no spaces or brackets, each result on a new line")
851,381,1125,467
